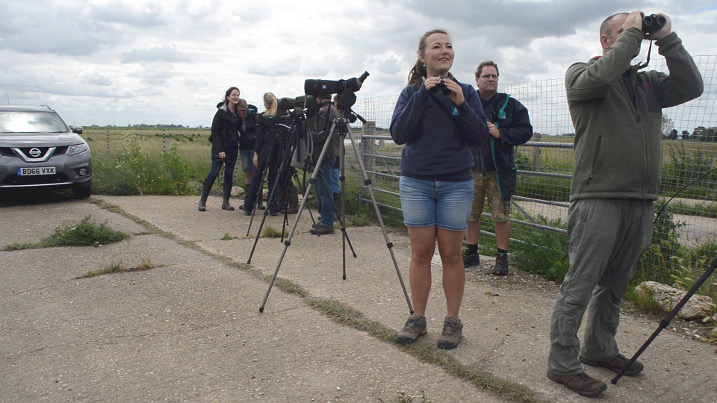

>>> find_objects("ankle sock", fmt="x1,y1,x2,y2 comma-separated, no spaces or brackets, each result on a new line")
466,244,478,255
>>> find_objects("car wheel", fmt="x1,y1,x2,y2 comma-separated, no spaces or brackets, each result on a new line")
73,180,92,199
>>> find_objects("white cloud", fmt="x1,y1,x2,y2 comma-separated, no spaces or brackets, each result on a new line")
0,0,714,127
121,45,189,63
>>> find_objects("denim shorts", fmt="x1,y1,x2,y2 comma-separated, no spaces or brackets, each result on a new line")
399,176,474,231
239,148,254,172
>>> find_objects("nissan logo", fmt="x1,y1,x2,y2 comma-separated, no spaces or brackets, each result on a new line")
29,148,42,158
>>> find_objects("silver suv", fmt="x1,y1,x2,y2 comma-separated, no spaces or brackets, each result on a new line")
0,105,92,198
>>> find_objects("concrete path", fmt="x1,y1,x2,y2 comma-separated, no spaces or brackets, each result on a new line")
1,194,715,402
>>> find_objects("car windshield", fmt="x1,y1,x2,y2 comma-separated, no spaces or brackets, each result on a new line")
0,111,68,133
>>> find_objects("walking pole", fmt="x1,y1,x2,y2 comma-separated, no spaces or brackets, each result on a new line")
612,257,717,384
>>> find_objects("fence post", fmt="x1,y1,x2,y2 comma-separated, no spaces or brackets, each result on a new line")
162,130,166,154
107,129,110,157
361,121,377,185
532,132,541,170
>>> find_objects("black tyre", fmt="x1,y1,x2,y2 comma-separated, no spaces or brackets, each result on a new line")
73,180,92,199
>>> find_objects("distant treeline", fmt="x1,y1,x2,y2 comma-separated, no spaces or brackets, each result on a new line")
85,124,208,130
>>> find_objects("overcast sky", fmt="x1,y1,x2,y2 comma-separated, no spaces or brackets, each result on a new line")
1,0,715,128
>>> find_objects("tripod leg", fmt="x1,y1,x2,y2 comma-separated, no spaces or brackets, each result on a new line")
318,169,357,257
344,124,413,313
260,120,340,312
295,170,318,227
247,159,287,264
245,151,272,236
339,140,347,279
612,257,717,384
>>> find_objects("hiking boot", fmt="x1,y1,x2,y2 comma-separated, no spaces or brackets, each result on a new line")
396,313,427,344
437,316,463,349
310,223,335,235
580,354,644,376
493,252,509,276
462,249,480,267
547,370,607,398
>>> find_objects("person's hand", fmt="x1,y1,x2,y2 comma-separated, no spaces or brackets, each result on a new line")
218,151,226,160
253,152,259,167
487,122,500,139
622,10,644,32
424,76,443,93
443,78,465,106
425,76,465,105
646,13,672,40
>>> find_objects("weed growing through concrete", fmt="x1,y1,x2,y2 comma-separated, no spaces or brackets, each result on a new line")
262,225,286,238
78,256,161,278
3,216,129,250
382,390,430,403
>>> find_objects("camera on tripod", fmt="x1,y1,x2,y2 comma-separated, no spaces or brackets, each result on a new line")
277,95,319,118
642,13,666,35
304,71,369,111
257,114,293,141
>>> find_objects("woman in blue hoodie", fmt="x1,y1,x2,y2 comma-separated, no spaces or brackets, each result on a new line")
390,28,488,349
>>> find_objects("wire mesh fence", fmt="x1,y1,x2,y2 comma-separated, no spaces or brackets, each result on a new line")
90,55,716,287
346,54,717,283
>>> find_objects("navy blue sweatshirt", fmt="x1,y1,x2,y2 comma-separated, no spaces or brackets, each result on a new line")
390,80,489,181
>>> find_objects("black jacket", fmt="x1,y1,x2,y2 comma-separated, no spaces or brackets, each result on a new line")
470,93,533,200
209,104,240,157
239,104,258,150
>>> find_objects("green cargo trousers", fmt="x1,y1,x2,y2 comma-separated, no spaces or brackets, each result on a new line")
548,198,654,375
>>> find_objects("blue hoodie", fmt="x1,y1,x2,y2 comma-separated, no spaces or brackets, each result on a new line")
390,80,489,181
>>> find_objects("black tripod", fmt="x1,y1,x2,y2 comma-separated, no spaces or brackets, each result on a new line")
259,114,413,314
246,119,320,262
612,256,717,384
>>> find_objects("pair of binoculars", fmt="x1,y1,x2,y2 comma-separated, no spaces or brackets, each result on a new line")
642,14,666,34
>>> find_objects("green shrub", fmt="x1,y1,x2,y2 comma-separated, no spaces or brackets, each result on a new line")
662,143,717,200
511,217,570,282
633,200,686,285
93,135,195,195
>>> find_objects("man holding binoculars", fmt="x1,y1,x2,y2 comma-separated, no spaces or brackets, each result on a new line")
547,11,703,398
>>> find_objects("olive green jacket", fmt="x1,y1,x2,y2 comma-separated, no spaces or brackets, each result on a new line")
566,27,703,202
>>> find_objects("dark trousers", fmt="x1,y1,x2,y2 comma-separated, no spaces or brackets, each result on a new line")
203,144,238,188
244,140,280,212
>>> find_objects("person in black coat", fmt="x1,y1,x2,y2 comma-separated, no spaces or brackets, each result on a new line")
241,92,281,215
198,87,241,211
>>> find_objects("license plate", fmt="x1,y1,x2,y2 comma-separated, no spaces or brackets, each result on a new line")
17,167,56,176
